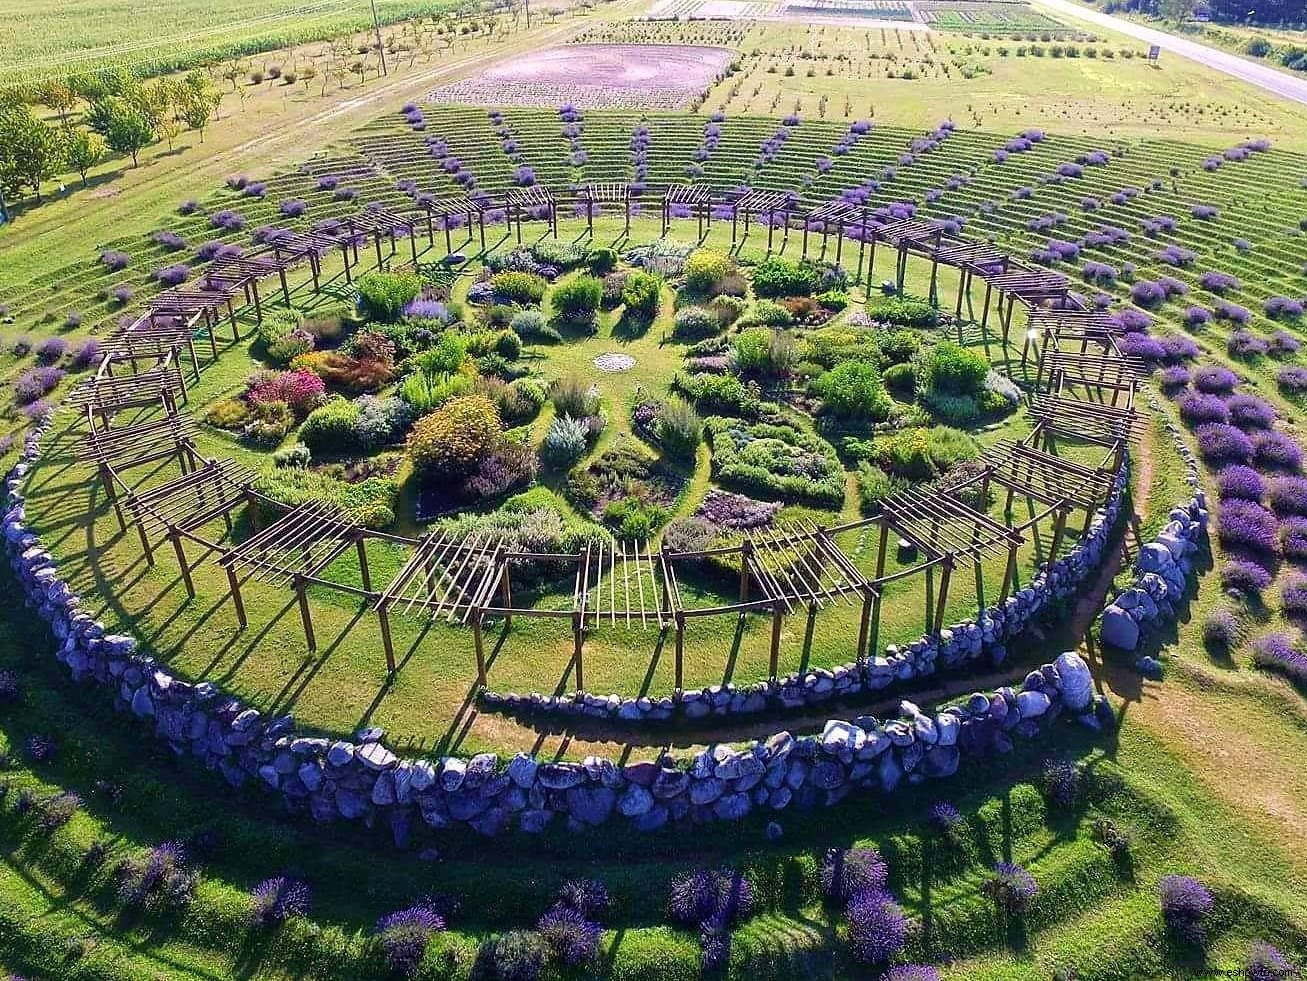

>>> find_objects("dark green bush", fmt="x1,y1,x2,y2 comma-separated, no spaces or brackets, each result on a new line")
866,296,939,329
356,271,422,321
621,271,661,320
490,271,548,305
752,256,821,298
811,361,892,420
551,276,603,328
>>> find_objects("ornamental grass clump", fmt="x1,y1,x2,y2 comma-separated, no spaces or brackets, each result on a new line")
1158,874,1213,948
250,875,312,927
820,847,888,903
1218,499,1279,553
376,902,446,977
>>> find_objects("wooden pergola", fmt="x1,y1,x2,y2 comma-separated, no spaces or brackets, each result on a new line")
726,188,794,251
219,500,370,649
577,182,632,236
804,201,867,268
148,288,241,343
505,186,558,242
1028,391,1144,469
344,209,422,274
125,458,256,597
661,184,713,238
80,413,199,530
196,255,282,324
69,358,186,429
979,269,1074,344
421,195,490,254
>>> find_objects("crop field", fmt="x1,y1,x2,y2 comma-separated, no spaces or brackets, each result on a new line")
0,0,477,84
3,1,1307,979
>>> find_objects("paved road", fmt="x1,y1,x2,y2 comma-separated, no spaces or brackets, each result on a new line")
1038,0,1307,107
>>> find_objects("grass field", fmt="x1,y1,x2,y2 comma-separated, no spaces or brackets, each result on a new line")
4,0,1307,976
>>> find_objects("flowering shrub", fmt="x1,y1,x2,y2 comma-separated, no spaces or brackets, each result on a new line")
154,264,190,286
1192,365,1238,394
693,489,780,530
984,863,1038,916
13,367,64,404
250,875,312,926
536,905,601,966
209,209,245,231
1200,270,1241,294
1202,608,1241,651
375,902,446,977
35,337,67,365
1218,499,1278,552
1196,423,1254,464
101,249,130,271
883,968,942,981
1264,296,1304,321
1278,366,1307,394
845,889,908,965
116,841,197,912
1158,874,1213,948
1218,465,1265,501
247,370,325,416
667,868,755,929
1221,559,1272,593
1254,431,1303,472
409,395,502,476
820,847,888,903
1270,476,1307,516
1227,394,1275,430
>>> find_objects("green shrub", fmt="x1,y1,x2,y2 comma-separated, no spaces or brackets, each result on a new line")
242,400,294,447
552,372,600,418
867,426,978,481
816,290,849,311
857,461,909,509
683,247,734,293
603,496,667,539
1246,37,1272,57
531,239,588,269
399,370,473,414
731,328,797,377
805,327,881,368
621,271,661,319
490,271,548,305
882,361,915,393
205,397,250,430
918,341,989,396
673,306,720,337
751,299,795,327
654,397,703,460
709,294,746,327
588,246,619,274
510,308,562,343
408,394,502,475
705,414,844,506
299,397,363,454
674,372,760,417
811,361,892,420
881,330,920,363
866,296,939,329
257,309,314,365
540,414,591,467
300,303,355,343
752,256,821,297
411,331,470,376
551,276,603,328
356,271,421,321
272,443,311,468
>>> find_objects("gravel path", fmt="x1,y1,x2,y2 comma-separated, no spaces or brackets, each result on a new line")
1037,0,1307,106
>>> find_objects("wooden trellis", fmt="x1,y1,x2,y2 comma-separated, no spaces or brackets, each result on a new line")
105,312,210,380
376,532,507,678
1027,392,1144,466
421,195,490,254
804,201,863,268
125,458,256,597
267,231,347,297
69,359,186,428
980,269,1073,343
661,184,713,237
149,288,241,343
876,486,1025,636
727,188,794,251
345,209,421,273
577,182,632,236
220,500,369,650
936,241,1010,318
197,255,282,323
505,186,557,241
1039,348,1140,406
80,412,199,530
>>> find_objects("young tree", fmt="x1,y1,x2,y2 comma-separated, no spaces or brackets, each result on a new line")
40,81,78,128
102,99,155,166
64,129,106,185
0,106,64,202
180,88,215,141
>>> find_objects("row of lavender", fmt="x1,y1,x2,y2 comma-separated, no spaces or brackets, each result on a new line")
482,457,1129,725
8,414,1114,838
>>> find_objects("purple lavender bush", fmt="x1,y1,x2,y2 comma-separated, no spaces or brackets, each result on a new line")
845,889,908,965
820,847,888,903
250,875,312,926
1218,499,1278,553
1158,874,1213,948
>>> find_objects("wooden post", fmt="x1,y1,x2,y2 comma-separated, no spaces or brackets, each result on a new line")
137,521,155,566
356,537,372,591
874,520,890,579
856,590,873,665
739,540,751,602
250,279,262,324
227,566,247,628
933,557,953,635
499,565,513,627
999,544,1018,601
373,232,384,269
572,610,584,691
473,613,487,685
170,531,194,597
1050,506,1069,559
378,602,396,674
674,612,685,690
296,577,316,652
769,603,783,680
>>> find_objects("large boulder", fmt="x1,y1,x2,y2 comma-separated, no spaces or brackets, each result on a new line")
1099,604,1139,651
1052,651,1094,711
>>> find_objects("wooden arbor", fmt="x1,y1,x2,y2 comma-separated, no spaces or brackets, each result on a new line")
80,413,199,531
662,184,713,238
875,487,1026,640
803,201,867,268
980,268,1074,344
577,182,633,236
1028,391,1146,470
505,186,558,242
68,357,186,430
421,196,490,255
220,500,371,650
726,188,794,252
344,209,421,273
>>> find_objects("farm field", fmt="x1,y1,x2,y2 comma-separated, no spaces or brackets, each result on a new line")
2,0,1307,979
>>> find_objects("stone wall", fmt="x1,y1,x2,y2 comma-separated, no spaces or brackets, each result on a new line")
1098,395,1208,653
5,418,1116,840
483,459,1131,725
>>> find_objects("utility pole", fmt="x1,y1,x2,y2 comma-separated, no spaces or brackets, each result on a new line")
370,0,389,76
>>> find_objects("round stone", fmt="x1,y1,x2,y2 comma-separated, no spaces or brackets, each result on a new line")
592,352,635,372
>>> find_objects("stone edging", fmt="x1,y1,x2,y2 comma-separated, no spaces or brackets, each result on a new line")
5,418,1124,838
481,457,1131,724
1098,391,1208,654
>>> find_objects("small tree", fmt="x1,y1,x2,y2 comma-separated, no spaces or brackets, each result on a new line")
0,106,64,202
103,99,155,166
64,129,106,185
181,89,215,142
